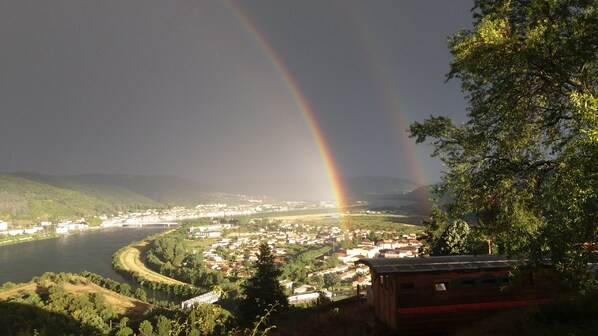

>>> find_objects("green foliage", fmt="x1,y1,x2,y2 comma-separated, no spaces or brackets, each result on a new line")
184,303,233,335
138,320,154,335
0,173,159,225
0,301,96,336
340,214,421,232
80,271,138,300
115,327,134,336
0,174,111,225
137,303,234,336
155,315,172,336
116,317,133,336
134,287,148,301
112,240,204,298
421,206,448,248
0,273,123,335
144,230,224,288
152,233,187,265
312,275,325,290
431,220,471,256
280,245,339,283
0,173,226,225
0,281,18,291
239,243,289,325
323,273,341,289
410,0,598,288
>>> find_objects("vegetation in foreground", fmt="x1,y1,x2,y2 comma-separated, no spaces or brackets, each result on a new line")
457,291,598,336
0,272,152,335
8,270,598,336
410,0,598,289
238,243,289,326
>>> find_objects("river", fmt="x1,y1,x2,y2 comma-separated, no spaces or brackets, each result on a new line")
0,227,167,285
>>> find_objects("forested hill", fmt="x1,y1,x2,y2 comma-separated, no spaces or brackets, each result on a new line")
0,173,216,225
11,173,216,205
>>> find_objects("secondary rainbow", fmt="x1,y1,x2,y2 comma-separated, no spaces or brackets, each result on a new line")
224,1,346,209
337,5,429,186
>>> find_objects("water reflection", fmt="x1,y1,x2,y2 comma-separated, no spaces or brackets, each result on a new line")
0,227,166,285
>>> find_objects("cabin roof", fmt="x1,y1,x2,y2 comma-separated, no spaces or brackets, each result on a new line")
357,255,520,275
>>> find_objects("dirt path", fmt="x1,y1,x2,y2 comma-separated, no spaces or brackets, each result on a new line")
119,241,187,286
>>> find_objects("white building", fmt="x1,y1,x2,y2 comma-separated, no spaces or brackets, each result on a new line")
24,227,44,234
0,221,8,231
8,229,24,236
55,226,69,234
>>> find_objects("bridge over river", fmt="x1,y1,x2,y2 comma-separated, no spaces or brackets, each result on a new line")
181,291,222,309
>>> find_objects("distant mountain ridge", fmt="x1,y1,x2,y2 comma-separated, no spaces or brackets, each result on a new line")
341,176,421,198
216,176,422,201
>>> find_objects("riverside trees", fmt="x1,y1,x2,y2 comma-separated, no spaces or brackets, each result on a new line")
410,0,598,288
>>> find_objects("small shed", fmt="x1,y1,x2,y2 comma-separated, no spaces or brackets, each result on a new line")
357,255,553,335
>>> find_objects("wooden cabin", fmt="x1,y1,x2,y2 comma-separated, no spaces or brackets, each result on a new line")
357,255,554,335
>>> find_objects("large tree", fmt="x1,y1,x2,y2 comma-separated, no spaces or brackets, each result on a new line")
432,220,471,256
238,243,288,324
410,0,598,288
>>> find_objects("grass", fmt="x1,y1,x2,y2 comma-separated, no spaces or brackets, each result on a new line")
268,212,344,223
186,237,221,250
264,210,423,233
63,280,152,317
0,283,37,300
340,214,422,232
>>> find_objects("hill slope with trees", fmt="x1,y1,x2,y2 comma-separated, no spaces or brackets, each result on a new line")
0,173,217,225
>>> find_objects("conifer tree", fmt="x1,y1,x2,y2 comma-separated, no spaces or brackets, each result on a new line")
239,242,288,324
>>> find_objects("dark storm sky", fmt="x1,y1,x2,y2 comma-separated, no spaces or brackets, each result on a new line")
0,0,472,192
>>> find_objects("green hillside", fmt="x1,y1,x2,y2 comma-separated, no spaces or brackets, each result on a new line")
0,174,120,225
0,173,216,226
12,173,215,206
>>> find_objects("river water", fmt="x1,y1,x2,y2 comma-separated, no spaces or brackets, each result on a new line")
0,227,167,285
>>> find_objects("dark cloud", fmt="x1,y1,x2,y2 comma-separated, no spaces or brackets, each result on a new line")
0,0,472,195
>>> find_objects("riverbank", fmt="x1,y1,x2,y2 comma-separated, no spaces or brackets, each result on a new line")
0,225,107,247
111,230,202,298
119,241,187,286
0,227,169,285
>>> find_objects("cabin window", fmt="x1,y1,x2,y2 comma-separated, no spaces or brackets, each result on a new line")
380,275,389,289
482,278,497,285
400,283,415,290
434,281,449,291
460,279,476,286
